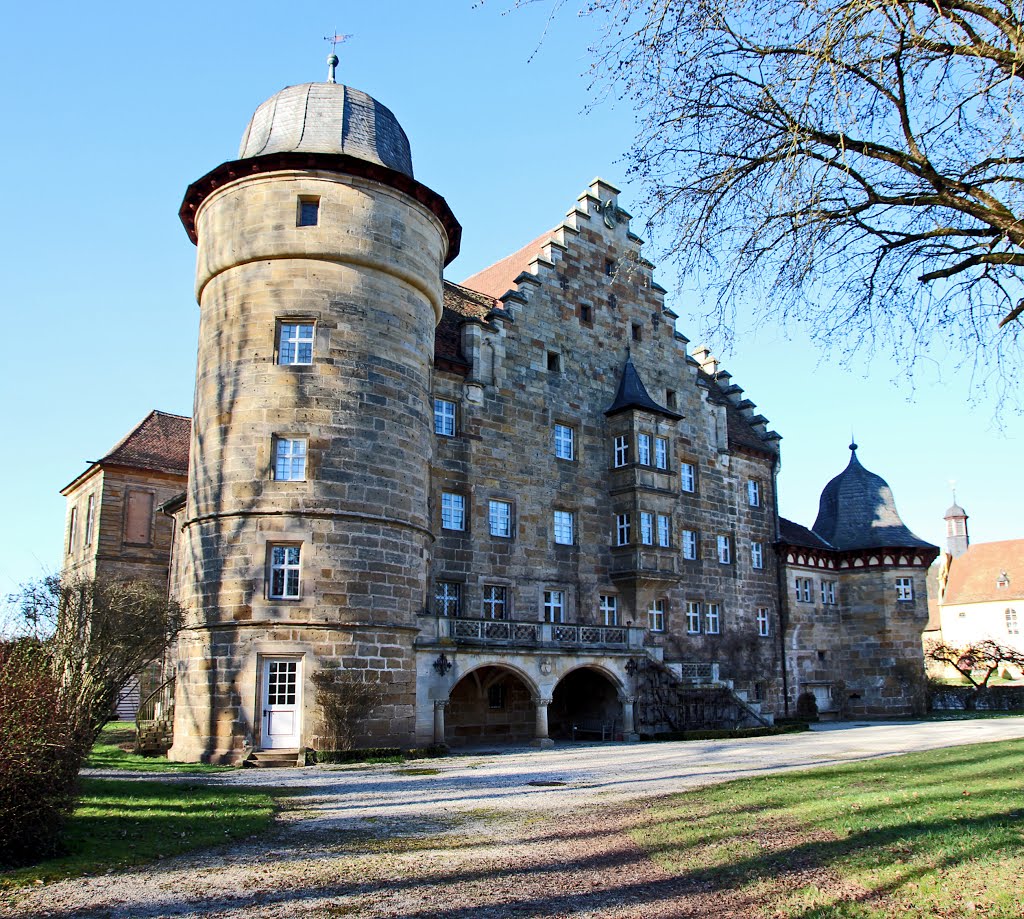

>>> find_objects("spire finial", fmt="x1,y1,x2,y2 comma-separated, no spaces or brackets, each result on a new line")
849,434,858,452
949,479,958,504
323,32,353,83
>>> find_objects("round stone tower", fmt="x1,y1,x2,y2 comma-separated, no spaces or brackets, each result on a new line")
169,68,460,763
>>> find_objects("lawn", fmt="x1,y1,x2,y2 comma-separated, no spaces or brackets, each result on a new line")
630,738,1024,917
85,721,234,773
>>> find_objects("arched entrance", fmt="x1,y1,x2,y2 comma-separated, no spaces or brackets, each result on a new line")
446,665,535,746
550,667,622,741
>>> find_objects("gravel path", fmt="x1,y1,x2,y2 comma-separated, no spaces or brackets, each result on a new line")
4,718,1024,918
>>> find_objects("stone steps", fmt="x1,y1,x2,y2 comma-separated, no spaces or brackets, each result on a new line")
244,749,304,768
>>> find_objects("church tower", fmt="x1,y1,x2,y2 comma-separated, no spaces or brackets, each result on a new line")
169,59,460,762
944,498,970,558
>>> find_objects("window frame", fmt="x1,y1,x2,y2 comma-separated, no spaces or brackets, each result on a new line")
600,594,619,626
747,480,761,507
543,589,565,623
615,513,631,546
648,599,666,633
433,398,457,437
680,462,696,493
435,580,461,617
84,494,96,547
654,437,668,470
554,423,575,461
895,577,914,602
277,320,315,366
756,607,771,637
488,499,512,538
637,434,652,466
273,436,308,481
613,435,629,468
705,602,721,635
657,514,671,548
482,585,508,620
820,580,836,605
296,195,320,227
795,577,813,603
440,492,466,531
717,535,731,564
751,541,764,570
686,600,702,634
682,529,698,560
268,543,302,600
67,505,78,555
640,511,654,546
553,510,575,546
1006,608,1020,636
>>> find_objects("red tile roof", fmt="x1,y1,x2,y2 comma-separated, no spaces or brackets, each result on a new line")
943,540,1024,604
460,230,558,298
101,410,191,477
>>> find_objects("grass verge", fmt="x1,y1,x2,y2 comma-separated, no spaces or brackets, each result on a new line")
0,778,276,889
630,738,1024,917
85,721,234,773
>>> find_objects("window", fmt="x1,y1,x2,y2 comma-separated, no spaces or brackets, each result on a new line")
640,512,654,545
747,480,761,507
795,577,812,602
579,303,592,323
655,437,668,470
648,599,666,633
278,322,314,366
547,351,561,373
441,493,465,531
554,424,575,460
488,500,511,538
665,389,677,411
553,510,575,545
706,603,721,634
757,607,771,637
686,601,701,634
483,585,507,620
297,196,319,226
820,580,836,605
616,513,631,546
614,435,630,468
268,545,301,599
680,462,696,493
67,505,78,554
84,494,96,546
631,322,642,342
682,530,698,560
717,535,731,564
657,514,671,548
600,594,619,626
544,590,565,623
1007,608,1020,636
488,683,506,710
751,542,764,570
637,434,651,466
434,399,456,436
605,258,616,276
435,581,461,616
895,577,914,601
124,490,154,545
274,437,307,481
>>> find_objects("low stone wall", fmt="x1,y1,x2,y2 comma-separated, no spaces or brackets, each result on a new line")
929,683,1024,711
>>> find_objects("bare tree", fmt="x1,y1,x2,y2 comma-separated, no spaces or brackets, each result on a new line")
925,638,1024,698
517,0,1024,393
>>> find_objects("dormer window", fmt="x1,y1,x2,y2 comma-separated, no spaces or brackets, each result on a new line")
997,571,1010,589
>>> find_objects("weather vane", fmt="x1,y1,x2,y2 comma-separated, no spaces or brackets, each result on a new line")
323,32,353,83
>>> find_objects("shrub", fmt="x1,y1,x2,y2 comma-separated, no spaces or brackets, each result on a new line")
311,670,381,751
795,691,819,721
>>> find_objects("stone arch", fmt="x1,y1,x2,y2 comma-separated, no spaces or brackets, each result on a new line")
549,664,626,741
445,662,538,746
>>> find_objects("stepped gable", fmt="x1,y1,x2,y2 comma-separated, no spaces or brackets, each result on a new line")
942,539,1024,604
460,230,558,299
779,517,834,550
435,281,497,368
605,356,681,419
812,444,934,551
99,411,191,476
695,360,781,457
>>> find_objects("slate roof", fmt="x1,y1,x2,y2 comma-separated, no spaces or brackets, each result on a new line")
942,540,1024,605
779,517,834,550
811,445,935,551
700,371,779,455
100,411,191,477
605,357,681,420
460,230,557,298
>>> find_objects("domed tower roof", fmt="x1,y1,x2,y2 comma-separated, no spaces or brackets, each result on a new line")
237,82,414,178
811,443,934,551
944,502,967,519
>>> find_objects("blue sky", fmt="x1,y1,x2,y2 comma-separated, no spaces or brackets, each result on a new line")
1,0,1019,591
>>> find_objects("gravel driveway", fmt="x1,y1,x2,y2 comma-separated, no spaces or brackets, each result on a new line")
5,718,1024,918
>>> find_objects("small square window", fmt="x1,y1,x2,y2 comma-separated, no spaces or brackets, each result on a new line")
554,424,575,461
717,535,731,564
434,399,456,437
488,500,512,538
682,530,698,560
547,351,561,373
544,589,565,623
269,544,301,599
297,196,320,227
553,510,575,545
483,585,507,620
274,437,307,481
757,607,771,637
896,577,914,601
706,603,721,634
686,601,701,634
605,259,615,277
648,599,666,633
441,493,465,531
665,389,677,411
278,322,315,366
580,303,593,324
631,323,642,342
680,462,696,493
600,594,619,626
435,581,461,616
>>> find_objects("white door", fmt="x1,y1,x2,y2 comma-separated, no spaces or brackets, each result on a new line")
261,658,302,749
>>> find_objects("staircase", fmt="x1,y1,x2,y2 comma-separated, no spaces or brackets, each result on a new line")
244,750,304,768
135,676,176,755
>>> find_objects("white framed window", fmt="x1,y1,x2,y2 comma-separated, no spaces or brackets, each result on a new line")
757,607,771,637
544,589,565,623
686,601,701,634
640,511,654,545
84,495,96,546
600,594,619,626
1007,608,1019,636
488,500,511,538
554,510,575,545
435,581,461,616
268,545,301,599
278,322,314,366
637,434,652,466
680,462,696,493
441,493,465,531
655,437,668,470
657,514,671,547
896,577,914,601
751,542,764,569
682,530,698,560
67,505,78,554
706,603,721,634
648,599,666,633
717,535,731,564
614,435,629,468
434,399,456,436
616,513,631,546
747,480,761,507
794,577,812,602
554,424,575,461
483,585,507,620
820,580,836,605
274,437,307,481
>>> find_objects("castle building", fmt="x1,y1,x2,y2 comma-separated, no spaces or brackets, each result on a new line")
60,69,938,761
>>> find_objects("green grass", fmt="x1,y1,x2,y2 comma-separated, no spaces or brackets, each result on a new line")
0,778,276,889
85,721,234,773
630,739,1024,917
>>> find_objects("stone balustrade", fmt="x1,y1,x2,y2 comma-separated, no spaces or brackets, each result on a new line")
419,614,647,650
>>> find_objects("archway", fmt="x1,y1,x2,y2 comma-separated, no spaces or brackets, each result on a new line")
549,667,622,740
446,665,535,746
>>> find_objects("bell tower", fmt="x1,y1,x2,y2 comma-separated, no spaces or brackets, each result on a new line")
944,495,970,559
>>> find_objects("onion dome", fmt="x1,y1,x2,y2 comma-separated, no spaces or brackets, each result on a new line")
811,443,934,551
238,82,414,178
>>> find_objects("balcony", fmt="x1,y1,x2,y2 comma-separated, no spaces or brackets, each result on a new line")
417,614,647,651
609,547,679,581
